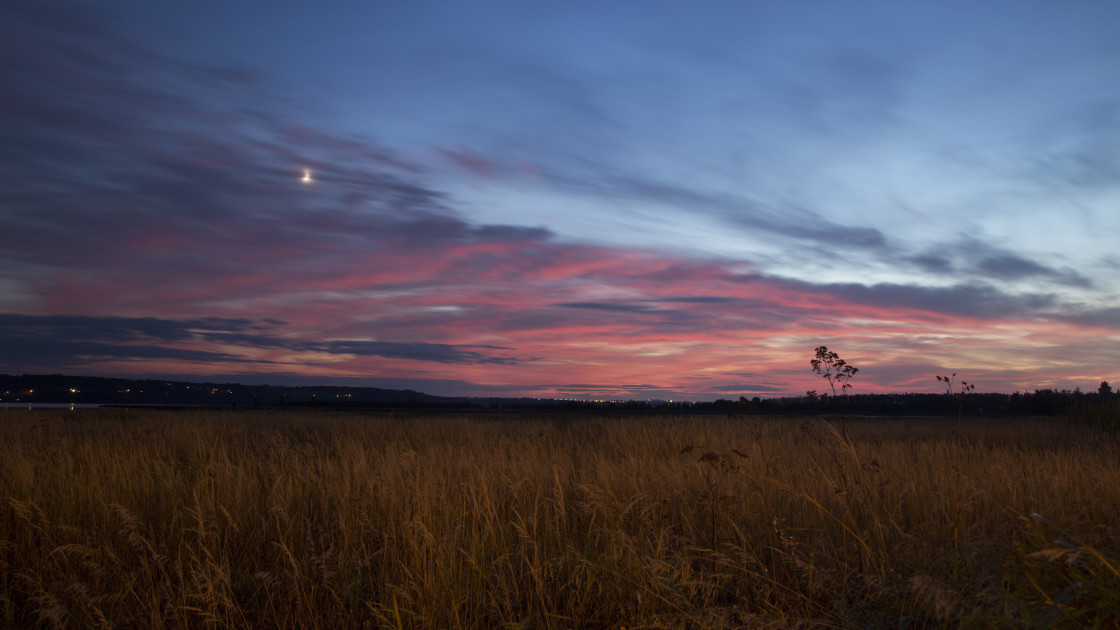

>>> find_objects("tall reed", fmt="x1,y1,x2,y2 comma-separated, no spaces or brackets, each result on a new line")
1,410,1118,628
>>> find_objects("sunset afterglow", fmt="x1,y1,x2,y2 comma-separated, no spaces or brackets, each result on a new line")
2,1,1118,399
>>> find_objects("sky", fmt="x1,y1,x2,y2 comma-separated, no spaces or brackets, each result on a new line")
2,1,1119,400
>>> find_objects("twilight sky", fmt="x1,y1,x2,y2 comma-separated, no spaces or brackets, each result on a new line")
2,1,1118,400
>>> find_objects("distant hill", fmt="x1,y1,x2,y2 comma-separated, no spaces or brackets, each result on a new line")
0,374,456,407
3,373,1110,416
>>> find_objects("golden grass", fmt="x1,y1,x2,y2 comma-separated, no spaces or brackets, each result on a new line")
1,409,1118,628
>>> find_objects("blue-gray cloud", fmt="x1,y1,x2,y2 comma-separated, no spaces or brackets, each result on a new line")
559,302,659,313
315,341,518,365
1049,306,1120,328
900,239,1094,288
0,314,261,367
0,314,519,371
541,164,889,250
790,280,1058,319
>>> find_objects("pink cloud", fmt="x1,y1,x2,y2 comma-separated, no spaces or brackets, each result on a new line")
27,217,1118,398
438,146,498,179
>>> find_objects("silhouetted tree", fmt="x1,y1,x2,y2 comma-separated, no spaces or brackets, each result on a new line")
809,346,858,418
1100,381,1113,397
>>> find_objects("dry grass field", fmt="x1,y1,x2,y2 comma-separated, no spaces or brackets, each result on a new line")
1,409,1119,628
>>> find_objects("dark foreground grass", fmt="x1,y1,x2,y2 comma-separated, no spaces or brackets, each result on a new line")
1,409,1118,628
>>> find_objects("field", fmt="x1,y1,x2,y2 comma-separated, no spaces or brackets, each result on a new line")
2,409,1119,629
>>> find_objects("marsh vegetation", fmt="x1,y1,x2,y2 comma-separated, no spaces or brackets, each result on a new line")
2,409,1118,628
